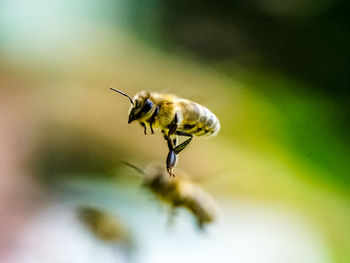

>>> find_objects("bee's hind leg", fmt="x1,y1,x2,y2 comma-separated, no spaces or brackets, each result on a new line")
168,113,179,135
174,131,193,154
164,111,181,177
172,137,178,146
163,134,177,177
166,150,177,177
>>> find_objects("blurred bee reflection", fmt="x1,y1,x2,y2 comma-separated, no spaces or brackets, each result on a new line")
126,163,218,229
77,206,133,249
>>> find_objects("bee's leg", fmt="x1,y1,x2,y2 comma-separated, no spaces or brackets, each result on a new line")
166,207,178,228
140,122,147,135
176,130,193,137
197,220,205,231
149,106,159,134
172,136,178,147
166,150,177,177
174,131,193,154
168,113,179,135
163,134,174,150
163,134,177,177
174,138,192,154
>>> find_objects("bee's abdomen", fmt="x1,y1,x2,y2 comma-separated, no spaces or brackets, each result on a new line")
179,102,220,137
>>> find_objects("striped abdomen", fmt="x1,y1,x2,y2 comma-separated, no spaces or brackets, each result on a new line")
177,100,220,137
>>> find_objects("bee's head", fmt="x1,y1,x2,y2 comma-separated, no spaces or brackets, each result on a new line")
128,91,154,123
110,88,154,124
143,164,173,190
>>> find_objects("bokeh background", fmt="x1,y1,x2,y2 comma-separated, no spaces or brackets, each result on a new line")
0,1,349,262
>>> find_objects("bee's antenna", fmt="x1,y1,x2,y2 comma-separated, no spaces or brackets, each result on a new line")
123,161,145,176
110,88,134,105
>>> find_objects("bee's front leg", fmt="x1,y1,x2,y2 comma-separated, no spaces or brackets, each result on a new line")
140,122,147,135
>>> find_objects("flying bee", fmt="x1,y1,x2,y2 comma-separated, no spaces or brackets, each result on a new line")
125,163,218,229
110,88,220,177
77,206,134,256
78,206,130,243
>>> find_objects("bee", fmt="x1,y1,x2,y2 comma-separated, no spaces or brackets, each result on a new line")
110,88,220,177
78,206,129,242
78,206,134,254
125,163,218,229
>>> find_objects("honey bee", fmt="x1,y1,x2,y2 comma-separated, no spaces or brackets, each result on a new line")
78,206,131,243
78,206,134,255
125,163,218,229
110,88,220,177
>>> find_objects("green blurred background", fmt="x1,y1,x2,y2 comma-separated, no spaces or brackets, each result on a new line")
0,1,349,263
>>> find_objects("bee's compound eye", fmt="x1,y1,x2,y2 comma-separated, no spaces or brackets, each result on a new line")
134,100,139,107
141,99,153,113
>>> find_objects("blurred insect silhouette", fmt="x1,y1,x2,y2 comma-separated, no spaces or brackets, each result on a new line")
78,206,134,255
125,162,218,229
78,206,131,242
110,88,220,177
